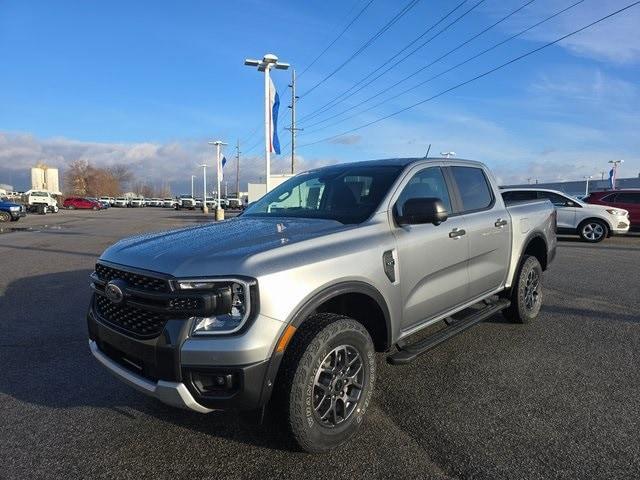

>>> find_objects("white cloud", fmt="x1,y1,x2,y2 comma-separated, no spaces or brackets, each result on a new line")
0,131,341,193
487,0,640,64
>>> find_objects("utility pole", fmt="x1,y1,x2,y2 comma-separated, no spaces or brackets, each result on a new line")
287,69,303,174
235,139,241,197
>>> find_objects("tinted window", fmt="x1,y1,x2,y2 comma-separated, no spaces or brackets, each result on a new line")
536,191,572,207
614,192,640,204
396,167,452,215
244,166,402,224
451,166,493,211
502,190,537,202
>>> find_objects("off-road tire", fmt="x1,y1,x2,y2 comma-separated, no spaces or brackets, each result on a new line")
503,255,543,323
272,313,376,453
0,211,11,222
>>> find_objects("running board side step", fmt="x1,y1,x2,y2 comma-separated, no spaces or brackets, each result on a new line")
387,299,511,365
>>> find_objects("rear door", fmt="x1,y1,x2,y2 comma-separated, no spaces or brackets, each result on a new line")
391,164,470,331
448,165,511,298
612,192,640,225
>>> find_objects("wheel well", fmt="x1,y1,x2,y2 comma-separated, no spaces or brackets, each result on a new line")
313,292,389,352
524,236,548,270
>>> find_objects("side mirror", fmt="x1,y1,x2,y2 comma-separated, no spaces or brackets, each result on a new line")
396,197,448,226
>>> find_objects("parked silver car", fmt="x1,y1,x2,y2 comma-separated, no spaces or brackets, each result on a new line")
88,158,556,452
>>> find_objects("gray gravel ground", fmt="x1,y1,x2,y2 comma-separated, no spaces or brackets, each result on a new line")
1,208,639,479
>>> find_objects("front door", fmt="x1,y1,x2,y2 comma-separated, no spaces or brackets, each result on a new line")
537,191,576,230
391,165,470,332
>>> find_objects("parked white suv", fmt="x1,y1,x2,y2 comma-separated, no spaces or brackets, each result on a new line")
502,188,629,242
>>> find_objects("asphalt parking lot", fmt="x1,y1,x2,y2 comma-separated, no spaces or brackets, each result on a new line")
1,208,639,479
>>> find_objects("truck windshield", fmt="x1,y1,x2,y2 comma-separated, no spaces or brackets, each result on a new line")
243,165,403,224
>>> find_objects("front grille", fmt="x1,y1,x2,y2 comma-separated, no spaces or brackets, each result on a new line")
95,295,169,338
95,263,169,292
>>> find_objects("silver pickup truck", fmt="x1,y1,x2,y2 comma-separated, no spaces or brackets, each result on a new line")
87,157,556,452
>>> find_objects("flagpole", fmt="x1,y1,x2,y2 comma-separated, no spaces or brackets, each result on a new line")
245,54,289,196
208,139,227,220
264,64,272,193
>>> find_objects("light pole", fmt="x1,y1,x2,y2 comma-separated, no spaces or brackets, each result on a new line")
608,160,624,189
208,140,227,220
583,175,592,196
199,164,208,214
244,53,290,193
191,175,196,198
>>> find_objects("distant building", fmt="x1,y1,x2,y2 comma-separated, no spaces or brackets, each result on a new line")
247,174,294,203
31,163,61,195
502,176,640,196
0,183,13,195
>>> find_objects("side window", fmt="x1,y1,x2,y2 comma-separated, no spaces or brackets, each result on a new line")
450,166,493,212
396,167,452,216
615,193,640,204
601,193,618,202
537,191,572,207
502,190,537,202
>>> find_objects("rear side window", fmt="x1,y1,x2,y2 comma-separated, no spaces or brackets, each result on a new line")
450,166,493,212
614,192,640,204
536,191,572,207
502,190,537,202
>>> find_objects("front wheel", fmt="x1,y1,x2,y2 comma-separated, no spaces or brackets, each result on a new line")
272,313,376,453
0,212,10,222
579,219,607,243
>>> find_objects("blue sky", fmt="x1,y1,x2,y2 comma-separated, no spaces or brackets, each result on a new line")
1,0,639,193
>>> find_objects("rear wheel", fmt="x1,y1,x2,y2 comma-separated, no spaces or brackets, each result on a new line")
92,206,98,211
579,219,607,243
502,255,543,324
68,205,75,210
272,313,376,453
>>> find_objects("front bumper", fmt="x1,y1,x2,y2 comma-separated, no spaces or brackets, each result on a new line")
10,210,26,220
89,340,213,413
88,308,285,412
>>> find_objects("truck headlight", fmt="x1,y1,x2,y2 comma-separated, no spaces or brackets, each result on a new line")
177,280,253,335
9,206,20,212
605,209,624,215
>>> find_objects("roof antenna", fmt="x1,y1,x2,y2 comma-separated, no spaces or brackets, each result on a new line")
424,144,431,158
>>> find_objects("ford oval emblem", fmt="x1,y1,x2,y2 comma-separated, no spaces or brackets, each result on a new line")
105,280,125,305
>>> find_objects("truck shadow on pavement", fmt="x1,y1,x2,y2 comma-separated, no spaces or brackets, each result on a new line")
0,269,296,452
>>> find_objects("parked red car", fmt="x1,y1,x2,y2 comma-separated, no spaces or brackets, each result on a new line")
63,197,103,210
586,190,640,229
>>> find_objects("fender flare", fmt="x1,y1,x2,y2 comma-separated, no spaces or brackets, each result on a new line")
257,281,393,408
287,281,392,346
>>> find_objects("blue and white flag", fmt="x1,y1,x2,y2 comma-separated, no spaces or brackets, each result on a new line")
269,77,281,154
219,155,227,182
609,167,616,189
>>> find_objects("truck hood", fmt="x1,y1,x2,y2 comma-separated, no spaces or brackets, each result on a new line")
100,216,351,276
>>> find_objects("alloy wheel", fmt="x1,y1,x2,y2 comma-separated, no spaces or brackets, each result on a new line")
313,345,364,428
524,269,540,311
583,223,604,241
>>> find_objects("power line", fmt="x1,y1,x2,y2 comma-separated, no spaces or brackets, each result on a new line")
298,0,477,123
297,0,640,148
299,0,423,98
302,0,535,130
298,0,377,78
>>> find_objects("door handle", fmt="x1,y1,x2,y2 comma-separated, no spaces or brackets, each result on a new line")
449,228,466,239
495,218,508,228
